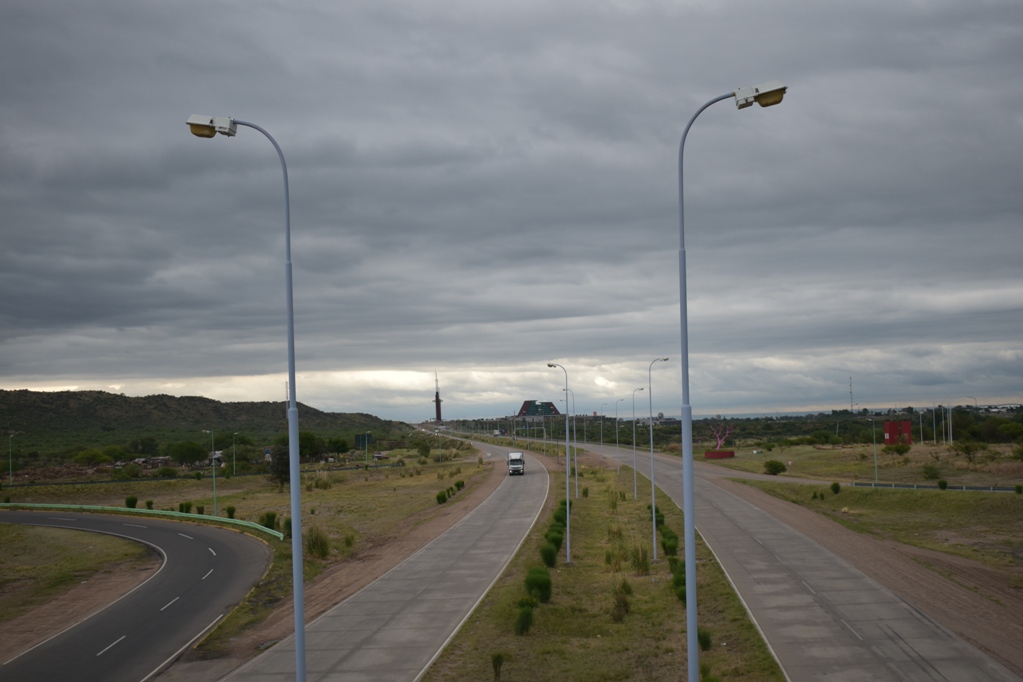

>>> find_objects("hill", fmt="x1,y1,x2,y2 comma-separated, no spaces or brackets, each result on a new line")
1,389,409,460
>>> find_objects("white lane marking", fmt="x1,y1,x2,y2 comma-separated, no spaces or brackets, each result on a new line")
48,517,78,521
841,619,864,641
208,547,216,557
178,533,193,540
97,635,126,656
160,597,179,611
202,568,214,580
123,523,147,528
801,580,816,595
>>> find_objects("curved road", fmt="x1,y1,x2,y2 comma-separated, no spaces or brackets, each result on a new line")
0,511,270,682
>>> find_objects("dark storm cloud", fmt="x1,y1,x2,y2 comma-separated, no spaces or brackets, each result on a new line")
2,0,1021,420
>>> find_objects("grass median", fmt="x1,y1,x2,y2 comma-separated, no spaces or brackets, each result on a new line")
423,464,783,682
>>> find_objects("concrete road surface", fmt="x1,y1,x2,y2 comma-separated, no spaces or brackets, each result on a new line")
586,442,1020,681
221,447,548,682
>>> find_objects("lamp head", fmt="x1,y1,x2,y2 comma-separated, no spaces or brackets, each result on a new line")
547,363,556,368
732,80,787,110
186,114,237,138
660,357,669,362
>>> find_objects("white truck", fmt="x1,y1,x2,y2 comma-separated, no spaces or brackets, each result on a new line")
507,451,525,476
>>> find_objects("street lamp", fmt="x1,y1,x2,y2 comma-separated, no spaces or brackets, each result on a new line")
599,402,608,464
648,357,669,561
564,387,577,498
615,398,624,474
202,430,217,516
675,80,787,682
632,388,644,500
868,418,878,482
548,363,572,564
187,114,307,682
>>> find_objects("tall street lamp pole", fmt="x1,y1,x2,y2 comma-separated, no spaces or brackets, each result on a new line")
648,357,669,561
615,398,624,474
548,363,572,564
632,388,644,500
202,430,217,516
869,418,878,482
676,80,787,682
564,387,577,498
599,402,608,464
186,114,307,682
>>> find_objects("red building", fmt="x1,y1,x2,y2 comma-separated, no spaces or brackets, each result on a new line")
883,420,912,445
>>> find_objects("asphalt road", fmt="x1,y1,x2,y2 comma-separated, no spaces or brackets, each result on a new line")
0,511,270,682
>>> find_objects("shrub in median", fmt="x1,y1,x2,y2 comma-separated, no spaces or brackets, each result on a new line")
830,481,841,495
524,566,552,603
660,526,679,557
226,505,236,519
436,490,448,504
125,496,138,509
514,605,533,635
145,499,153,510
259,510,278,530
539,542,557,568
763,460,787,475
938,479,948,490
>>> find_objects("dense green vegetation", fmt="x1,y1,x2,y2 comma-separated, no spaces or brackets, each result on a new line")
1,389,410,474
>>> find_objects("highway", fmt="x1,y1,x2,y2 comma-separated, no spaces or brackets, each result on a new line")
0,511,270,682
581,441,1020,681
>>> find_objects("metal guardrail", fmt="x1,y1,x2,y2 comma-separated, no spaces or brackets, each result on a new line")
850,481,1018,493
0,502,285,540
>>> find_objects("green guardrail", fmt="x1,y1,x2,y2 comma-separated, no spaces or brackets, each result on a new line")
0,502,284,541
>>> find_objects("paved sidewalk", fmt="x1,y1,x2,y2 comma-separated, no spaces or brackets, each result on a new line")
221,449,548,682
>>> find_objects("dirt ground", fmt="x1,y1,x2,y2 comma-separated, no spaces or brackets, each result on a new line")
6,449,1021,679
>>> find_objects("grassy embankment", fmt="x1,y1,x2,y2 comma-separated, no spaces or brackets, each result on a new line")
739,479,1023,574
0,525,154,623
423,463,783,682
702,441,1023,488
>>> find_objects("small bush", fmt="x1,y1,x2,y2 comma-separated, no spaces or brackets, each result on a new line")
344,532,356,548
195,505,205,515
660,527,679,557
306,525,331,559
514,605,533,635
194,471,203,480
155,466,177,478
436,490,448,504
491,652,508,682
283,517,292,538
882,443,911,456
921,463,941,480
539,542,557,568
647,504,665,528
698,627,712,651
259,510,278,530
938,479,948,490
582,486,589,498
1016,485,1022,495
125,496,138,509
545,529,563,552
830,481,841,495
145,500,153,510
525,566,552,603
610,577,632,622
763,460,787,475
630,545,650,575
225,505,236,519
455,480,465,491
552,508,567,525
179,501,193,514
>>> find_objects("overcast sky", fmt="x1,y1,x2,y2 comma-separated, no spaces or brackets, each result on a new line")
2,0,1021,424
